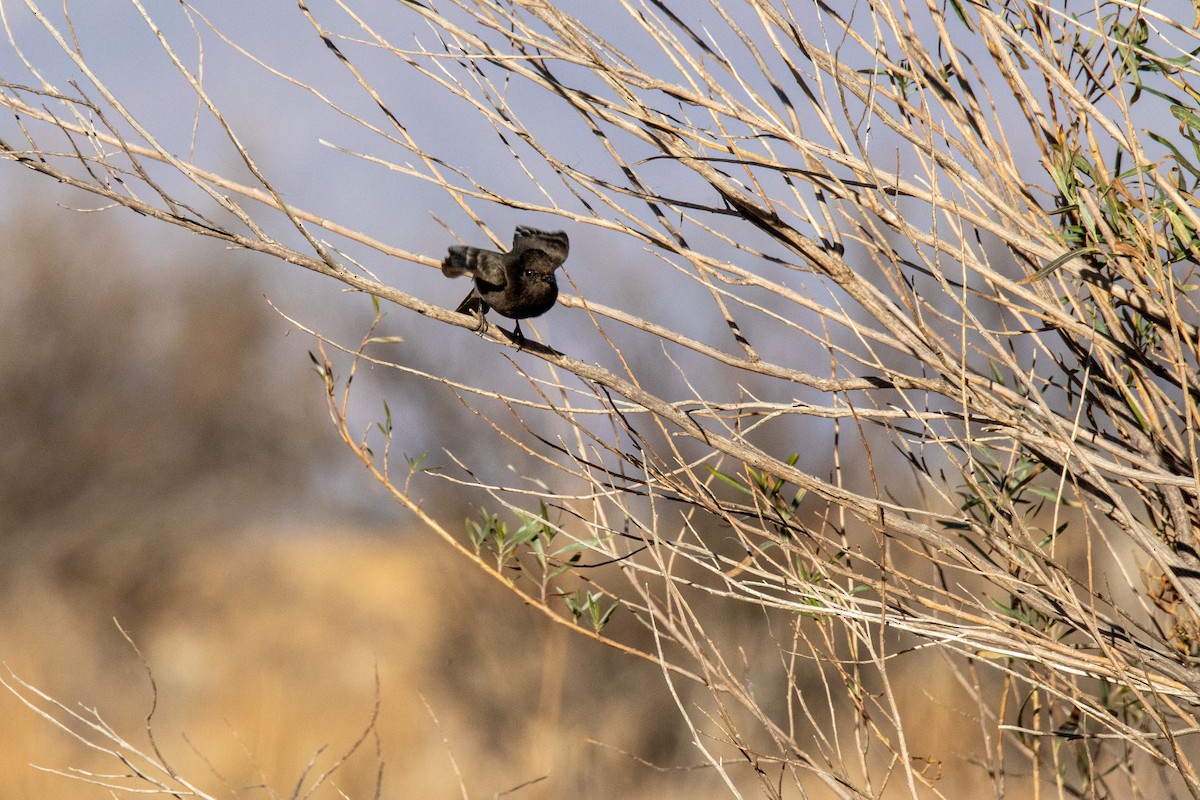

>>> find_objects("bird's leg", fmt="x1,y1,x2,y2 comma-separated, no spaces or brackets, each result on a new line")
455,292,491,335
467,299,489,335
510,319,526,346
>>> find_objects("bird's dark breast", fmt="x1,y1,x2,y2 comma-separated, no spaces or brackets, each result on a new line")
479,274,558,320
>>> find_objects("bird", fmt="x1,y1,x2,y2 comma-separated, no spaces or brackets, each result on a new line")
441,226,569,343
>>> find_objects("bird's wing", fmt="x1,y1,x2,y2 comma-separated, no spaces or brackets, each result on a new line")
512,226,569,266
446,247,508,286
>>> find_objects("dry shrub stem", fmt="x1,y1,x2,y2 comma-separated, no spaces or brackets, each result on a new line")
4,0,1200,797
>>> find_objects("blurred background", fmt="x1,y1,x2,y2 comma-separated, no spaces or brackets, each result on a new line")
0,3,731,796
0,1,999,796
0,168,720,799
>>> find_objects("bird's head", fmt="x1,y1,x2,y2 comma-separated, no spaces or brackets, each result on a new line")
521,249,562,278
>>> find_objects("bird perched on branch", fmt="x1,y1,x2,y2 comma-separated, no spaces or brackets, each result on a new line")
441,226,569,343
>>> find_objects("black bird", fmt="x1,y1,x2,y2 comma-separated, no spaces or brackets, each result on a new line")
442,226,569,342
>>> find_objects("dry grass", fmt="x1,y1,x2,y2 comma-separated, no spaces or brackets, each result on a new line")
3,1,1200,797
0,529,802,799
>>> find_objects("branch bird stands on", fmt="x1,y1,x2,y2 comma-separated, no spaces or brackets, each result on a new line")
441,226,569,345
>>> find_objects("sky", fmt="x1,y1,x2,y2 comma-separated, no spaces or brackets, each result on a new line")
2,0,1194,517
0,1,733,529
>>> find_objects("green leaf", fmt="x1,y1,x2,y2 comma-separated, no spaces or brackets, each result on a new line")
1021,246,1102,284
706,465,751,495
376,401,393,438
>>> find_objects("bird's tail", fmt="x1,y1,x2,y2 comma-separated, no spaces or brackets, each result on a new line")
442,246,477,277
455,290,484,315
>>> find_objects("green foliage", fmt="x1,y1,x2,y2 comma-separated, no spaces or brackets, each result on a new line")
308,351,334,391
707,453,805,539
466,503,560,575
563,589,619,633
404,451,439,475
